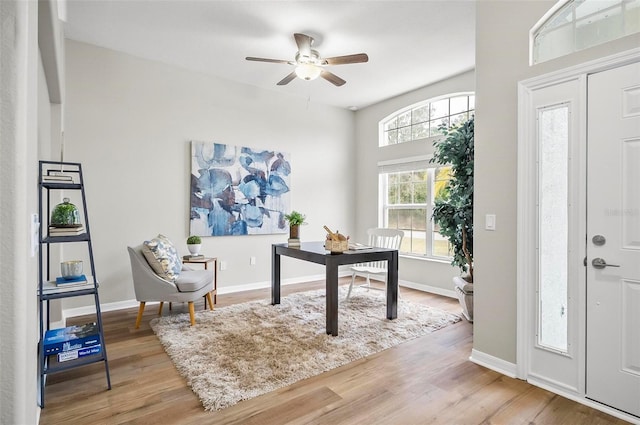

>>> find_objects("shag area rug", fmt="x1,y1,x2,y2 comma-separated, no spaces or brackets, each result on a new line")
150,288,461,411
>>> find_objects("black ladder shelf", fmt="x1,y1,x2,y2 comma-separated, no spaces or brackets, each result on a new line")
37,160,111,407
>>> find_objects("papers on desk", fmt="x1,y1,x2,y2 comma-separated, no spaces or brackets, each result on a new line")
348,242,370,251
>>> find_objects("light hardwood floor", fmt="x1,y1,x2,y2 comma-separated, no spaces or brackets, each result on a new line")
39,279,629,425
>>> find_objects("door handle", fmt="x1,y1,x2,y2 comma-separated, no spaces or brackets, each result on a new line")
591,258,620,269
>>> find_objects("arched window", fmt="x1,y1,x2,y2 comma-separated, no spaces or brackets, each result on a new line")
379,93,474,146
378,93,474,259
531,0,640,65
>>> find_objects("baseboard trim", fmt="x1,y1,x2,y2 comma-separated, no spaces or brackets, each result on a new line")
62,273,458,319
400,280,457,299
469,349,518,378
527,373,579,396
62,272,349,319
527,377,640,424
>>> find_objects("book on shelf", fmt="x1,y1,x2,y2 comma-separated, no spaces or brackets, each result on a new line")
55,274,88,286
48,226,85,236
42,174,73,182
183,254,204,260
54,281,91,289
57,344,101,362
49,224,84,232
43,322,100,354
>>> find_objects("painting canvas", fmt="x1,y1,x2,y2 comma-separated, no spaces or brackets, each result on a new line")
190,141,291,236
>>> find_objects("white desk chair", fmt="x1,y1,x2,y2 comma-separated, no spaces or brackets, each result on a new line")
345,228,404,301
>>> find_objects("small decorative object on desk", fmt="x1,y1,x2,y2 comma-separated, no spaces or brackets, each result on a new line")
287,238,301,247
323,225,349,253
186,235,202,256
284,210,307,244
348,242,370,250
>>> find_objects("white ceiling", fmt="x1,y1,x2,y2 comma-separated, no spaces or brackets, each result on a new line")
63,1,476,110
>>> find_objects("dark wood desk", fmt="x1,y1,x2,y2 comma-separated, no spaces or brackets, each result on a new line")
271,241,398,336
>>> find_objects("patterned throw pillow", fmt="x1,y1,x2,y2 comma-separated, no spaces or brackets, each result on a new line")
141,234,182,282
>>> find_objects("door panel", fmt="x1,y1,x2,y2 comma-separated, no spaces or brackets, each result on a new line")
586,61,640,418
528,78,583,391
622,139,640,249
622,280,640,376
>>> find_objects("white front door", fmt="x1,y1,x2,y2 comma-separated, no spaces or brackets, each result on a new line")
586,61,640,418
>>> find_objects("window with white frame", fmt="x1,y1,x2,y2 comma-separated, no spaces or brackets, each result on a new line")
379,93,474,259
380,94,475,146
531,0,640,65
379,158,453,259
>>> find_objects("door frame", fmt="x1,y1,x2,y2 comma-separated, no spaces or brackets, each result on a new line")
516,47,640,422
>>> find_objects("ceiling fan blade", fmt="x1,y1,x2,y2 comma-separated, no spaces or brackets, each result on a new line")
277,71,297,86
324,53,369,65
320,70,346,87
246,57,291,64
294,33,313,56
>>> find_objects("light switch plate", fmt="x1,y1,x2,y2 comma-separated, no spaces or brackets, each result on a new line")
31,213,39,257
485,214,496,231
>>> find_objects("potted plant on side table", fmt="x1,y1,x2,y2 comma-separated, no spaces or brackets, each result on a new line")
284,210,307,246
431,116,474,321
186,235,202,256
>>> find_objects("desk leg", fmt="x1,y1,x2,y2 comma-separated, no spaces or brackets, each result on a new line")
386,250,398,320
326,256,339,336
271,246,281,305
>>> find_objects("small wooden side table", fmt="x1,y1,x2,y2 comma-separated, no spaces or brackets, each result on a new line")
183,256,217,305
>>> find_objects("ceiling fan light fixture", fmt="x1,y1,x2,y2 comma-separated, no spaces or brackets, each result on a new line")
295,63,321,81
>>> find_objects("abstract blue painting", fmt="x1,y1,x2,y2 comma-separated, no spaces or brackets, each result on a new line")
190,141,291,236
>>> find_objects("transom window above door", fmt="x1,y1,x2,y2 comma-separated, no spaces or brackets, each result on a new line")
531,0,640,65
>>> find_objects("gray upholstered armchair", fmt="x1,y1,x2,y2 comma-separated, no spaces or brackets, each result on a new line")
127,245,214,328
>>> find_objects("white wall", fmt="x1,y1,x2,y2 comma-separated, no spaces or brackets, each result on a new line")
474,0,640,364
0,1,41,423
354,70,475,294
62,40,356,310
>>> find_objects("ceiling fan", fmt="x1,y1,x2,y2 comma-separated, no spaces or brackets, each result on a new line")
246,33,369,87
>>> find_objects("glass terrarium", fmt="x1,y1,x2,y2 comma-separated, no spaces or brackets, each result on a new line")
50,198,81,227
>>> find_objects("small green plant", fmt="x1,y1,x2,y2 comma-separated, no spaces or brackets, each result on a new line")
284,211,307,226
186,235,201,245
51,198,80,225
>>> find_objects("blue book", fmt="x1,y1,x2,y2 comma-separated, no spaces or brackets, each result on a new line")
56,274,87,284
57,344,101,362
43,323,100,354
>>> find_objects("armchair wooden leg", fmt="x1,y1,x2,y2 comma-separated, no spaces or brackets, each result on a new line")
188,301,196,326
158,302,164,316
206,292,214,311
135,302,146,329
